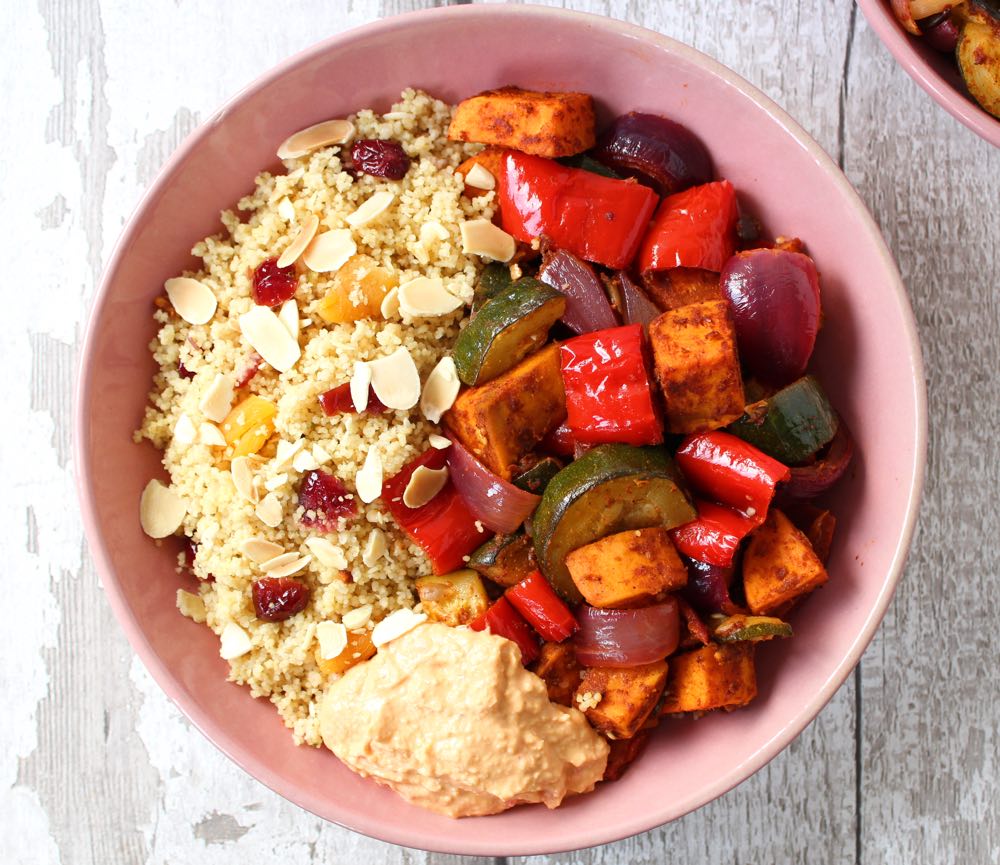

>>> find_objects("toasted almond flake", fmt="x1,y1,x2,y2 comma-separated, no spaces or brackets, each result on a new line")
264,473,288,492
255,493,283,527
199,373,236,423
382,111,410,121
199,422,227,447
346,190,395,228
311,444,332,465
420,356,460,423
428,434,452,450
277,197,296,221
239,306,301,373
273,438,305,471
342,604,373,630
173,413,197,446
258,551,296,571
460,219,516,262
419,220,450,246
219,622,252,660
397,276,463,318
379,286,400,319
305,537,348,569
403,465,448,509
316,621,349,660
139,480,186,539
465,163,496,191
231,457,258,503
164,277,217,325
278,298,299,339
372,608,428,648
369,347,421,410
277,214,320,268
277,118,355,159
241,537,285,563
355,447,383,505
292,449,320,473
176,589,206,624
262,553,311,578
362,528,388,566
348,362,372,412
302,228,356,273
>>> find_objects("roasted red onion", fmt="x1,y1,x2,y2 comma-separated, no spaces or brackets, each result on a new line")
891,0,953,34
681,556,743,616
574,600,679,667
782,419,855,499
615,271,661,326
539,248,618,333
444,433,540,534
920,11,960,52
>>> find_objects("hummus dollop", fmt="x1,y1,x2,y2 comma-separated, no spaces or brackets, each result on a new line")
319,622,609,817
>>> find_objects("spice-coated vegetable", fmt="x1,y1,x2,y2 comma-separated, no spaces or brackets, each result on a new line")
469,596,540,664
669,500,758,566
506,571,578,642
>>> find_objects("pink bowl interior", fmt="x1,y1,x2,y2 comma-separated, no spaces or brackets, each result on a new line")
857,0,1000,146
76,6,926,857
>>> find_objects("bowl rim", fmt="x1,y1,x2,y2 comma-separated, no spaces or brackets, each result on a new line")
74,3,928,855
855,0,1000,147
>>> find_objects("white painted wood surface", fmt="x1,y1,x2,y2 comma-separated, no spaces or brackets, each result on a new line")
3,0,997,862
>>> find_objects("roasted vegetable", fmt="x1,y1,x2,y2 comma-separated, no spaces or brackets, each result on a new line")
472,261,513,313
957,16,1000,119
415,569,489,626
511,456,563,494
742,508,828,615
642,267,724,311
467,532,537,587
565,527,687,608
316,254,397,323
603,730,653,781
448,86,596,157
659,642,757,714
576,661,669,739
532,641,582,706
709,613,793,642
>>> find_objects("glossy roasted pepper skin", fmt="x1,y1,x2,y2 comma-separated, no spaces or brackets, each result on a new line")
669,500,757,566
505,570,578,642
637,180,738,272
559,324,664,447
469,596,540,664
499,151,658,269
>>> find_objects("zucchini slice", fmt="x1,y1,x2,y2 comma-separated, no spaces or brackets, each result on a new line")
453,280,566,386
512,456,564,494
471,262,513,313
467,532,536,587
709,614,793,643
957,18,1000,119
532,444,696,603
727,375,838,465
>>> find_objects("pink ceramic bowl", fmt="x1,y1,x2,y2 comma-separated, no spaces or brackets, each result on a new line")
857,0,1000,146
76,5,926,856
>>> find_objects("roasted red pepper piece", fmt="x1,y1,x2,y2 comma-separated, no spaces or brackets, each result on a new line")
540,423,576,458
559,323,663,446
470,596,540,664
499,151,658,269
318,381,388,415
669,500,757,566
637,180,738,272
676,430,790,517
506,570,579,643
383,448,485,574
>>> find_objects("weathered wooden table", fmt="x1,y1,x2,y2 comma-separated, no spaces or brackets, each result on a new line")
5,0,998,862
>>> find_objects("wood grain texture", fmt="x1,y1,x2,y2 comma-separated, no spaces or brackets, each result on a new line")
2,0,997,862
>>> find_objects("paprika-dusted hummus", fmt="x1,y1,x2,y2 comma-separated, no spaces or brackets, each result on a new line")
319,622,609,817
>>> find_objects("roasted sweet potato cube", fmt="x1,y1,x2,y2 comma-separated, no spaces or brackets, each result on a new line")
659,642,757,714
565,527,687,608
603,729,652,781
643,268,725,311
576,662,668,740
448,87,595,158
742,508,829,614
443,344,566,479
649,299,745,434
532,641,581,707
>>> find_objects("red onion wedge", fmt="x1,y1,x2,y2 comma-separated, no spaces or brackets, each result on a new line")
444,433,540,534
539,248,618,334
614,271,661,326
782,419,855,499
681,556,743,616
574,600,680,667
891,0,953,34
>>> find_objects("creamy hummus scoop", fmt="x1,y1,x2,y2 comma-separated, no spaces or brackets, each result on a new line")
319,621,609,817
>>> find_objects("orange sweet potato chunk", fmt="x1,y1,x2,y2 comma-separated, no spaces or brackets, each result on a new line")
659,642,757,714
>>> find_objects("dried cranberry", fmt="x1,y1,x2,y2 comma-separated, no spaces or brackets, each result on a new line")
252,257,299,307
318,382,388,416
298,469,358,530
235,351,263,388
177,359,196,380
252,577,310,622
350,139,411,180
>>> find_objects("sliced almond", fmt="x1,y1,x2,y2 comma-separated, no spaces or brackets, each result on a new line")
397,276,463,318
362,528,387,566
371,608,428,648
311,444,332,465
176,589,206,624
316,621,349,660
355,447,383,504
346,190,395,228
273,438,305,471
199,373,236,423
292,449,320,473
241,537,285,563
419,220,450,247
403,465,448,509
263,472,289,492
231,456,258,503
199,422,227,447
420,356,460,423
255,493,283,528
428,434,452,450
305,537,348,569
380,286,400,319
369,347,421,410
342,604,373,631
277,197,296,221
278,298,299,339
349,362,371,412
276,118,355,160
173,413,197,446
277,214,320,268
239,307,301,373
261,553,311,578
219,622,252,660
460,219,516,262
165,277,218,325
465,163,496,191
139,479,186,539
302,229,356,273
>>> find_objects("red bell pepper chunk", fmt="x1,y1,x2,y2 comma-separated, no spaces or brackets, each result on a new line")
499,152,658,269
505,570,579,643
676,430,790,518
318,382,388,416
559,324,663,446
382,448,486,574
470,596,540,664
669,500,757,567
540,423,576,458
637,180,738,272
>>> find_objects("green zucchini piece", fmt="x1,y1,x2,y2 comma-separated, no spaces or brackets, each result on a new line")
467,532,536,587
727,375,838,465
533,444,696,603
472,262,513,313
957,18,1000,119
710,614,793,643
453,281,566,386
512,456,564,494
415,569,489,626
559,154,623,179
